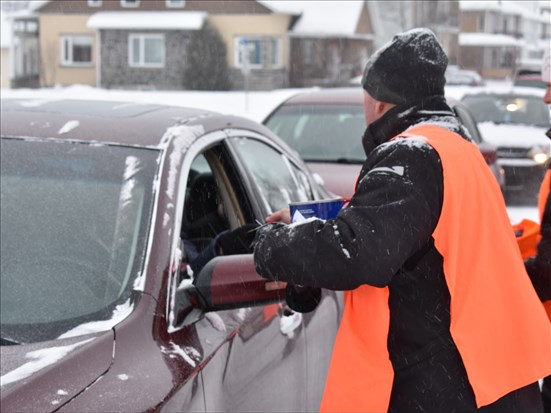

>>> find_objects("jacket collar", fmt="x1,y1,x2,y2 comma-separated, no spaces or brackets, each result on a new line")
361,96,458,157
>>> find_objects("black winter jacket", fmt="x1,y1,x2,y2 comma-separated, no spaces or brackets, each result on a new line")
525,162,551,302
254,96,472,365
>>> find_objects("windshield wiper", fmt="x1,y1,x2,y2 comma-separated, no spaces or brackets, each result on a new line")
0,335,22,346
335,158,364,164
306,158,364,164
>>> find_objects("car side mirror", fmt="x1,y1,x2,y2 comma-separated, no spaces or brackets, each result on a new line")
192,254,287,312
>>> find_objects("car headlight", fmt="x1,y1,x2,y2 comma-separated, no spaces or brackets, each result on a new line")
528,144,551,164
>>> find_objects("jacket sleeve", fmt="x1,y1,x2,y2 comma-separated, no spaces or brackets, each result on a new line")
253,139,443,290
525,190,551,301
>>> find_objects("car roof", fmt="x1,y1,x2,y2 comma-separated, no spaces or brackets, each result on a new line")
461,90,546,99
281,87,363,105
270,87,473,114
0,98,276,148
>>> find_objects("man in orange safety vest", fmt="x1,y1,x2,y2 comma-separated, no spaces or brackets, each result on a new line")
253,28,551,412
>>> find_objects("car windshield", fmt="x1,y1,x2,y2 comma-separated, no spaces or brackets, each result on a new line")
265,104,366,163
0,138,159,344
461,94,550,127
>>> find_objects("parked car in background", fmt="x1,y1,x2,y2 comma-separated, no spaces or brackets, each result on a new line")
461,91,550,200
0,98,341,412
449,98,506,191
445,65,485,86
263,88,365,198
513,69,546,89
263,88,504,198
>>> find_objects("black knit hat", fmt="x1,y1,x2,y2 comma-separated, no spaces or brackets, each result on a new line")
361,28,448,105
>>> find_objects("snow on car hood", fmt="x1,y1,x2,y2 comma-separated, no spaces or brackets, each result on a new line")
0,331,114,412
477,122,550,148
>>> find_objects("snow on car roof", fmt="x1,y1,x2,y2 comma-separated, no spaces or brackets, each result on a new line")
0,98,215,148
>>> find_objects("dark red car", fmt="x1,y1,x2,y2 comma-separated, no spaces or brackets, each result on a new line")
263,88,504,198
0,98,341,412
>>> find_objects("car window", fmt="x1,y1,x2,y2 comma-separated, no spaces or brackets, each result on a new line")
229,137,313,212
452,104,482,144
462,95,550,127
0,138,159,343
264,104,366,163
181,152,232,251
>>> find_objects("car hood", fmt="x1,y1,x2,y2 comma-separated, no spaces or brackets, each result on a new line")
0,331,114,412
308,162,363,199
477,122,550,148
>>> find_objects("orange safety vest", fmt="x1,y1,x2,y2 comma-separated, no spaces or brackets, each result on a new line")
320,125,551,413
514,219,541,259
539,170,551,320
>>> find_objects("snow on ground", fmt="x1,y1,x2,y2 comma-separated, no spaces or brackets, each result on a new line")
0,83,540,222
508,205,539,224
0,84,313,123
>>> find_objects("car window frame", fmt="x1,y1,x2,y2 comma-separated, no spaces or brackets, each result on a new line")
166,130,268,330
165,128,322,331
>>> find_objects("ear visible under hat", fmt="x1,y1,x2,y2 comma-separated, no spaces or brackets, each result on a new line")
362,28,448,105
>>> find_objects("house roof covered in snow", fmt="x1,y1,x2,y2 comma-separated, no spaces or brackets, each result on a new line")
459,32,523,47
87,11,207,30
260,0,372,39
460,0,550,22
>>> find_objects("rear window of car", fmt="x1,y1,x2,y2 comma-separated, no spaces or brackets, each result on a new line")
264,104,366,163
461,94,550,127
513,78,547,89
1,138,160,343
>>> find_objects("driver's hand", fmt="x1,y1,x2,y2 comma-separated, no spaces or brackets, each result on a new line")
215,223,258,255
265,208,291,224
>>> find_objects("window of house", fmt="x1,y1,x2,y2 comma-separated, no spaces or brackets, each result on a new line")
87,0,102,7
13,20,37,33
121,0,139,7
26,21,38,32
60,35,93,66
234,36,281,69
166,0,185,7
128,34,165,68
477,15,485,31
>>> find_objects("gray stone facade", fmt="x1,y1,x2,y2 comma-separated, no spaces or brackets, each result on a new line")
99,30,191,90
99,29,287,91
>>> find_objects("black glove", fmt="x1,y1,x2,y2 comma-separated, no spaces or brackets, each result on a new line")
285,284,322,313
215,223,258,255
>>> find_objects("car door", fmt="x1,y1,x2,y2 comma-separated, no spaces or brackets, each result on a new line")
167,131,309,412
224,130,344,411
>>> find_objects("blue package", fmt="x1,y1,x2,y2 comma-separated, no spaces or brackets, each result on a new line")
289,198,346,222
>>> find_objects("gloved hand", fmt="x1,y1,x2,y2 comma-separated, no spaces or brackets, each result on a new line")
215,223,258,255
285,284,322,313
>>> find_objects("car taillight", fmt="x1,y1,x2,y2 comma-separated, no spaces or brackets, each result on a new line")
480,148,497,165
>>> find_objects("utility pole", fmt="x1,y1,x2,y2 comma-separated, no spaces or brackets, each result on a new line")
239,38,254,113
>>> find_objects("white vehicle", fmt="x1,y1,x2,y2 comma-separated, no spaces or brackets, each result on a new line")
461,91,550,199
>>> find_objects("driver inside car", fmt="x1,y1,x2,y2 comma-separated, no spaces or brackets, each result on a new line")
181,171,256,274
